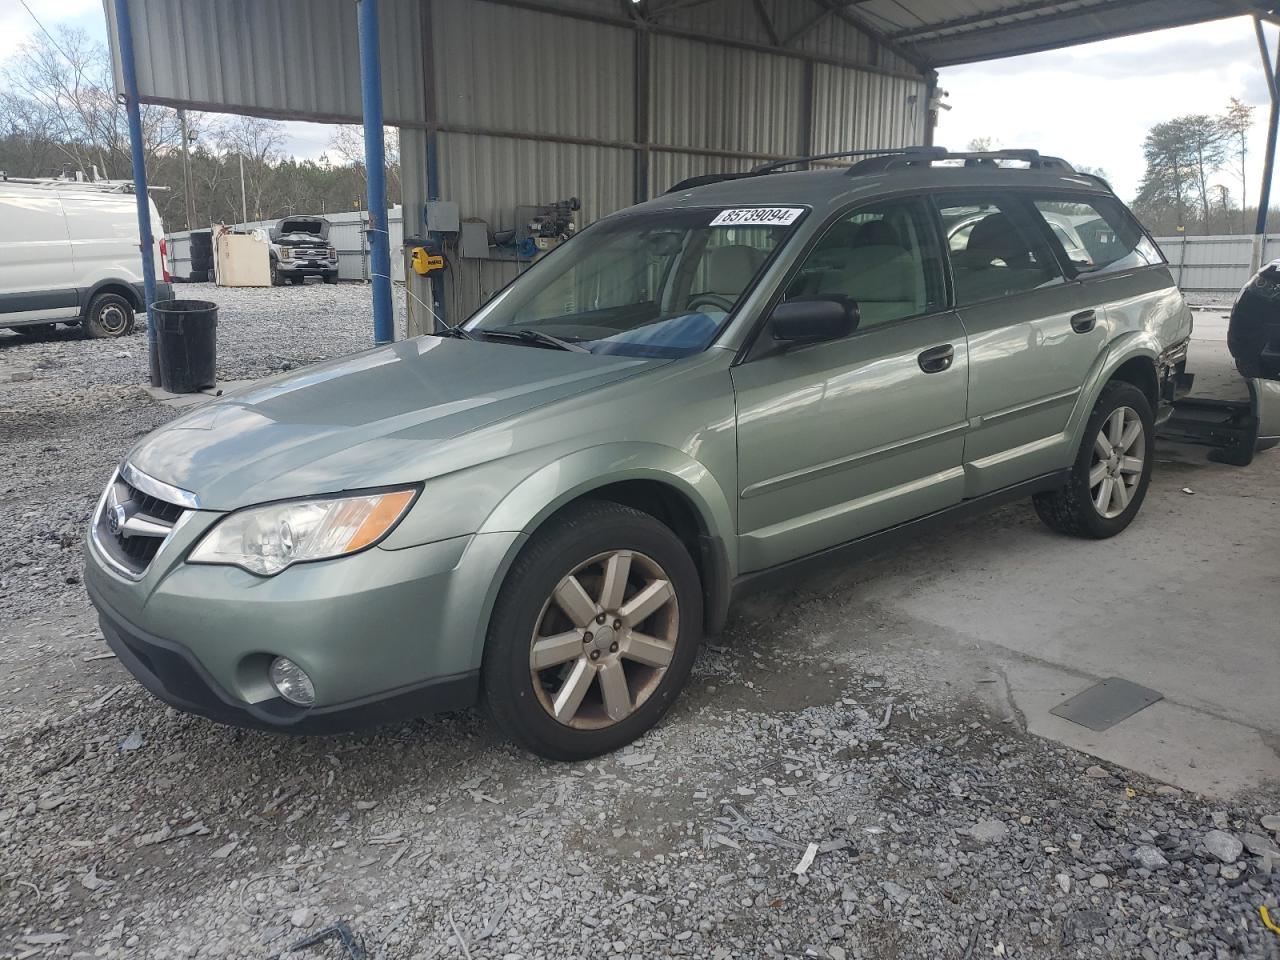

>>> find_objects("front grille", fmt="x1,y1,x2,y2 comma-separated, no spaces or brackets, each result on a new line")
94,470,187,577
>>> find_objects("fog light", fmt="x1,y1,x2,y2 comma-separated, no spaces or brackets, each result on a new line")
269,657,315,707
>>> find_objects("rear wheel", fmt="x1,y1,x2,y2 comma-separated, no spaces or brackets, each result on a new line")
482,501,703,761
1034,381,1154,539
82,292,135,338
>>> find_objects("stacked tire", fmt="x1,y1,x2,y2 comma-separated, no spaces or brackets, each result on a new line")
189,230,213,283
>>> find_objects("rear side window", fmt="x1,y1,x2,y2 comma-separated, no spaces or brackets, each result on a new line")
1029,196,1161,276
936,195,1063,306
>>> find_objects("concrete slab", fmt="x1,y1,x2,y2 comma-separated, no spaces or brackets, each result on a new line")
144,379,256,408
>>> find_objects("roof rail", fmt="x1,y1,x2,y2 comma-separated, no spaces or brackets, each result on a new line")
848,148,1076,176
750,146,945,175
665,146,1083,194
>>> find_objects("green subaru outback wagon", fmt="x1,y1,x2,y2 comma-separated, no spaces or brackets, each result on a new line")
86,148,1192,760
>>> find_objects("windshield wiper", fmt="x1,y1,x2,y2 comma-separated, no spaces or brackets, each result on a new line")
478,329,590,353
433,321,477,341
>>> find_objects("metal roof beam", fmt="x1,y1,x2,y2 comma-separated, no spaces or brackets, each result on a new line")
905,1,1253,64
749,0,781,45
816,0,929,70
890,0,1102,42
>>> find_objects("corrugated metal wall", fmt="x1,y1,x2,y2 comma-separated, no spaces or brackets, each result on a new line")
106,0,427,124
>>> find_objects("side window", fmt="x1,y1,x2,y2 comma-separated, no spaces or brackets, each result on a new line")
1030,196,1162,276
937,196,1063,306
785,198,945,329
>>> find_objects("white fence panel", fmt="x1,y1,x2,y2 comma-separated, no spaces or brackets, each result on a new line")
165,208,404,285
1154,234,1280,292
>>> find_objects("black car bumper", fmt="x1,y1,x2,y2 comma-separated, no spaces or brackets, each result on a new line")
88,583,478,735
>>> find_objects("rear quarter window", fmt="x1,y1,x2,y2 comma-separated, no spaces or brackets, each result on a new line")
1029,195,1161,277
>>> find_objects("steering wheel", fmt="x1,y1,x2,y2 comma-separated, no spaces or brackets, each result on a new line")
686,293,735,313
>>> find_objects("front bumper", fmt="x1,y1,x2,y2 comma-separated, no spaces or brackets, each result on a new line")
91,582,477,733
278,262,337,276
84,515,523,733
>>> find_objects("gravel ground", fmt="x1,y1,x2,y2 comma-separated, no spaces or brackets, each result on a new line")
2,283,1278,960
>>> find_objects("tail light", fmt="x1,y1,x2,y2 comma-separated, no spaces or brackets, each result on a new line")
158,237,171,283
327,246,337,262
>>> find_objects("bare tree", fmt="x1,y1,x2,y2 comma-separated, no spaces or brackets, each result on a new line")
1220,98,1256,234
327,124,401,203
215,115,285,221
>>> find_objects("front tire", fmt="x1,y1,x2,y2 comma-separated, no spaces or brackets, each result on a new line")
82,293,135,338
482,501,703,761
1034,382,1154,539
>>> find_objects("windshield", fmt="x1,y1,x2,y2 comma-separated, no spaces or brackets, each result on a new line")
464,206,804,359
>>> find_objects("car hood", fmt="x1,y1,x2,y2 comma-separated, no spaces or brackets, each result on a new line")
127,336,657,510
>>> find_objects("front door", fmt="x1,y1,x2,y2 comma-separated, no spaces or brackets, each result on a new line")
731,197,969,573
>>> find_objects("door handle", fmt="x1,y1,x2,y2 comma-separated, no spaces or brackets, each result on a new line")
917,343,955,374
1071,309,1097,333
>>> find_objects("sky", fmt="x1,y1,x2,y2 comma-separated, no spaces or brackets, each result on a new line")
0,0,1272,204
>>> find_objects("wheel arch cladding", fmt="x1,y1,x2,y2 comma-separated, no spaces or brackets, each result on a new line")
1107,355,1159,410
85,281,141,313
478,446,736,636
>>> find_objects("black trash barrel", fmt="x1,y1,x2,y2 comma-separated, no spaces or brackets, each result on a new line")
154,299,217,394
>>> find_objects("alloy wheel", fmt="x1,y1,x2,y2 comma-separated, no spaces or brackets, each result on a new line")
1089,405,1145,519
530,550,680,730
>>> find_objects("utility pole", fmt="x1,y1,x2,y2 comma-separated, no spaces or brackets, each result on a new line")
238,154,248,225
178,109,196,231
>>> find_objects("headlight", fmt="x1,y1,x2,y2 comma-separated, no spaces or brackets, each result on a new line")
281,248,292,260
188,488,417,576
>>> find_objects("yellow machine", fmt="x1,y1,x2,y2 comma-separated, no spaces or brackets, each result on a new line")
410,246,445,275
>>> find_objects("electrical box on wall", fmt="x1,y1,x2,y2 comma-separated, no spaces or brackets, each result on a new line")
459,220,490,259
424,200,460,233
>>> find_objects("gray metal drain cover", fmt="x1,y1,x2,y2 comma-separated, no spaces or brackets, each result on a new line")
1050,678,1163,732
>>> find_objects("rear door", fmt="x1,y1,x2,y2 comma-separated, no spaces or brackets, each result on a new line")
937,191,1104,497
732,196,969,572
0,190,78,323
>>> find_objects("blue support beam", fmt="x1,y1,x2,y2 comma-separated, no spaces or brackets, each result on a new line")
357,0,394,346
112,0,161,385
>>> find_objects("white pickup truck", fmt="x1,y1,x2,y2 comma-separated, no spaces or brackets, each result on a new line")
268,216,338,286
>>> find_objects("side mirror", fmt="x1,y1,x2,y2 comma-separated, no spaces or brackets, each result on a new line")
770,296,859,347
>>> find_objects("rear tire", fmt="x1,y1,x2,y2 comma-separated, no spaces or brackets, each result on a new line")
482,501,703,761
1034,381,1154,539
82,293,135,339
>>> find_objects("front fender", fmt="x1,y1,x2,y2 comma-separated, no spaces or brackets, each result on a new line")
478,441,735,566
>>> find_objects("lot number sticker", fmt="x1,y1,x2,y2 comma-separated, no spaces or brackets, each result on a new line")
710,207,804,227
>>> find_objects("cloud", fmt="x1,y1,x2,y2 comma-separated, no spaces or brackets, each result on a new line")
0,0,107,62
936,15,1270,202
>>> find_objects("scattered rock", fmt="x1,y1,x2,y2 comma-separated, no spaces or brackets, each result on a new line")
1202,830,1243,864
1089,873,1111,889
966,819,1009,843
1133,845,1169,870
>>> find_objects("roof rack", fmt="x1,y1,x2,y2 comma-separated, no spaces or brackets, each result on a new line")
665,146,1083,194
750,146,946,175
847,148,1076,175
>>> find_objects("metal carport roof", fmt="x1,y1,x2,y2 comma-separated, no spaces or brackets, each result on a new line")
816,0,1280,67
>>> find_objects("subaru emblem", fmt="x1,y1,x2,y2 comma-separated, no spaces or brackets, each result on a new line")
110,504,127,536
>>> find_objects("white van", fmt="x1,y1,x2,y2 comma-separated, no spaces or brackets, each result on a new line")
0,177,171,339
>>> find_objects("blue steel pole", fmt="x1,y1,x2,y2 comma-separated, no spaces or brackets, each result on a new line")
113,0,160,385
357,0,394,345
